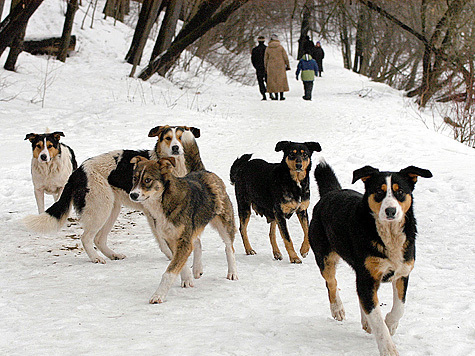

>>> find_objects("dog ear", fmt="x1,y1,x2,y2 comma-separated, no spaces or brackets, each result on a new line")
52,132,65,141
130,156,147,165
352,165,380,184
275,141,291,152
148,126,167,138
399,166,433,183
187,127,200,138
159,157,175,175
304,141,322,153
25,133,37,141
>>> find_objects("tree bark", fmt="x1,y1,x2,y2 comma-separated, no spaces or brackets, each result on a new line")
150,0,183,62
57,0,78,62
138,0,249,80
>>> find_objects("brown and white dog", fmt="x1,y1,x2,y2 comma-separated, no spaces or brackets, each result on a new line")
23,126,200,278
25,131,77,213
129,155,238,303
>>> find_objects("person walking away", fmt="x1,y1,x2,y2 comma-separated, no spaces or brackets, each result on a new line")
264,34,290,101
314,41,325,77
296,53,319,101
251,36,268,100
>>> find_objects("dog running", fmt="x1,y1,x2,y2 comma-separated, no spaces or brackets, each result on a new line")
24,126,200,272
129,155,238,304
25,131,77,213
230,141,321,263
308,159,432,356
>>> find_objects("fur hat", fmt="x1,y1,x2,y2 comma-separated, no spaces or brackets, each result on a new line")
270,34,279,41
257,35,265,42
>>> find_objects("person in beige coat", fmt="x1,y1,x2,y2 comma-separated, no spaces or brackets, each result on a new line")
264,34,290,100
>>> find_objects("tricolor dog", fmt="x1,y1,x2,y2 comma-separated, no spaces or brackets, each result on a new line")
24,126,200,276
308,159,432,356
230,141,321,263
129,156,238,304
25,131,77,213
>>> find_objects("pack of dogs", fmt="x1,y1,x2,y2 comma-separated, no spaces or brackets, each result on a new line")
23,126,432,356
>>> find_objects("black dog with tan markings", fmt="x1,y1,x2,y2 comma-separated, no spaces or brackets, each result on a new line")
230,141,321,263
308,159,432,356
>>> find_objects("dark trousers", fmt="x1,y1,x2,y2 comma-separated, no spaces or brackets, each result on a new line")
303,81,314,100
257,73,267,96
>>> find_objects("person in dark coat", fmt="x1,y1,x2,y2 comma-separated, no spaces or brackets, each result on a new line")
314,41,325,77
251,36,269,100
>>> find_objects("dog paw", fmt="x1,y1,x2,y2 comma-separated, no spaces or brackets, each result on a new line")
379,342,399,356
246,249,256,255
149,294,165,304
299,245,309,258
91,256,107,264
331,302,346,321
193,265,203,279
181,279,194,288
385,314,399,336
361,319,372,334
110,253,126,260
273,251,283,260
289,256,302,264
227,272,238,280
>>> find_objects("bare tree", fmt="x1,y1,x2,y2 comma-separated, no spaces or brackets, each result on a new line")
138,0,249,80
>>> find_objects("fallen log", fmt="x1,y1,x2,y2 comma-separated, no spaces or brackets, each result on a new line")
22,35,76,56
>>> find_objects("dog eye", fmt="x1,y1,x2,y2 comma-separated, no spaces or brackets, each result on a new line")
132,176,137,182
165,137,172,141
144,178,151,184
36,144,41,149
47,144,53,149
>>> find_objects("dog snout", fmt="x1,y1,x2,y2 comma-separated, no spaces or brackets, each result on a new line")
295,163,303,170
129,192,139,201
385,207,397,219
40,154,48,161
171,145,180,154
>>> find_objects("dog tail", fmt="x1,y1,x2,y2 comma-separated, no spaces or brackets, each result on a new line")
23,168,84,233
230,154,252,185
182,130,205,172
314,158,342,197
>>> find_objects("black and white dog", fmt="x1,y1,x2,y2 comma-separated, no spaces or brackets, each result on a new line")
25,132,77,213
24,126,200,273
308,159,432,356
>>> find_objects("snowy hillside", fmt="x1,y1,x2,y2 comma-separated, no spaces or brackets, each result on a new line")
1,2,474,355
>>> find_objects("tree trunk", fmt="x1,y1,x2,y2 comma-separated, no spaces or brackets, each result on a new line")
103,0,128,22
4,0,24,71
338,2,351,70
1,0,43,66
125,0,162,70
297,0,312,60
57,0,78,62
353,5,370,74
139,0,249,80
150,0,183,62
0,0,5,20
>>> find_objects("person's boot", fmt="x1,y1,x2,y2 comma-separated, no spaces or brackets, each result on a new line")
279,92,285,100
270,93,277,100
261,94,267,101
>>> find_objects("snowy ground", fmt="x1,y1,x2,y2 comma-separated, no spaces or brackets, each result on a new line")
1,2,475,355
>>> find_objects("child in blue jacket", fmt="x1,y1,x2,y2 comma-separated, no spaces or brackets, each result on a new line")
296,53,319,100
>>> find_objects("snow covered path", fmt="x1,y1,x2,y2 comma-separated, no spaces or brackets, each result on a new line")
1,2,475,355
